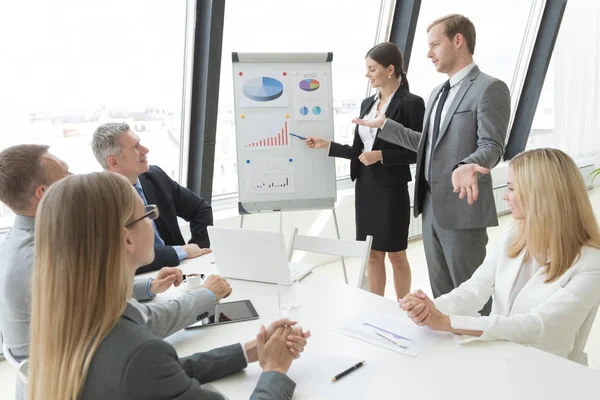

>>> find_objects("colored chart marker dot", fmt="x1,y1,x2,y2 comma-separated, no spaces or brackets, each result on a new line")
246,160,250,164
289,158,293,162
283,72,287,76
239,72,243,76
241,114,245,119
285,114,290,118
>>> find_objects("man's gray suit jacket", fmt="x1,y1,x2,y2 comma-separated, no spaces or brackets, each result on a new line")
81,303,296,399
378,65,510,230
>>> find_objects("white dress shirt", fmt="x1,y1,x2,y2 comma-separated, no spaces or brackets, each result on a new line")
424,63,476,181
358,90,396,152
433,223,600,358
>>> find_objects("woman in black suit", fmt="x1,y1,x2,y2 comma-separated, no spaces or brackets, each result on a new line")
307,42,425,298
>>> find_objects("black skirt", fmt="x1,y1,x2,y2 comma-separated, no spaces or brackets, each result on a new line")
354,165,410,252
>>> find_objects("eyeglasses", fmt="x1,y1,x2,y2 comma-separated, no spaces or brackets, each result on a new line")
126,204,159,228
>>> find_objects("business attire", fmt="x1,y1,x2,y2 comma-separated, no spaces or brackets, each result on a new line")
329,86,424,251
136,165,213,274
81,302,296,399
378,64,510,312
0,215,217,400
433,223,600,359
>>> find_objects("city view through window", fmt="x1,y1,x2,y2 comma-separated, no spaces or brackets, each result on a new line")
0,1,567,229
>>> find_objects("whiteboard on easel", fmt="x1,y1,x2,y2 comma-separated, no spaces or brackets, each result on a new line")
232,52,336,214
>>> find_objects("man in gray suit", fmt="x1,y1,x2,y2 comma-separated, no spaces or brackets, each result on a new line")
0,145,231,398
354,14,510,314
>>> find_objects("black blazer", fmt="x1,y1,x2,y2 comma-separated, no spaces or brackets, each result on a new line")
329,86,425,186
136,165,213,274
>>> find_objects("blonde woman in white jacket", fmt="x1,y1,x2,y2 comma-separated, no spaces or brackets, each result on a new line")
401,148,600,359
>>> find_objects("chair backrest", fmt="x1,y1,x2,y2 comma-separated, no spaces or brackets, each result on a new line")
287,228,373,290
2,338,20,369
18,360,29,385
2,335,29,384
569,302,600,364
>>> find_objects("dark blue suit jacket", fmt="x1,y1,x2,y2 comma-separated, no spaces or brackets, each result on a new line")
136,165,213,274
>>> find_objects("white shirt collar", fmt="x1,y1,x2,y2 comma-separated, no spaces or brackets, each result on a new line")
449,62,476,88
374,87,399,103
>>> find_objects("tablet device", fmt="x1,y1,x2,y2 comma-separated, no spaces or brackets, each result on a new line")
185,299,259,329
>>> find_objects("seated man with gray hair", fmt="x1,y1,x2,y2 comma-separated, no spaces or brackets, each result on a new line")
92,122,213,273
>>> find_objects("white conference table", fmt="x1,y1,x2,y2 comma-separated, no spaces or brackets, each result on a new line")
141,254,600,400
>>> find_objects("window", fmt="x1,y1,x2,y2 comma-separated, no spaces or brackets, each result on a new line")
213,0,386,196
408,1,539,109
0,0,188,229
527,1,600,161
527,61,555,150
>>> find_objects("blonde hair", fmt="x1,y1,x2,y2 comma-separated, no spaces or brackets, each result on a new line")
28,172,137,400
507,148,600,282
427,14,476,55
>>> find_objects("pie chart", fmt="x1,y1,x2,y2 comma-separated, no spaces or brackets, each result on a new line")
312,106,322,115
243,77,284,102
299,78,320,92
299,106,309,116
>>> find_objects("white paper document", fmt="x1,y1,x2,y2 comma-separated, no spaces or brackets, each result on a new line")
245,158,295,194
335,312,441,357
239,353,377,400
238,114,292,151
286,353,378,400
292,72,328,121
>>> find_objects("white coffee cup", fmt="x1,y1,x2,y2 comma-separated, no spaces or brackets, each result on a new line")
183,273,204,289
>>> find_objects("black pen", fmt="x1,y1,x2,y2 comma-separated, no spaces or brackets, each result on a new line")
331,360,365,382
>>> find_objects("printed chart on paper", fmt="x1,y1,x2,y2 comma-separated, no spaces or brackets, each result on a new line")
245,158,295,194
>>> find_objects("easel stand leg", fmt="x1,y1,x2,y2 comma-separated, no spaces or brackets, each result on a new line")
332,208,348,284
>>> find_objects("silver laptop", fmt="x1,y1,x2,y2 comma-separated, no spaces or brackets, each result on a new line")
208,226,315,284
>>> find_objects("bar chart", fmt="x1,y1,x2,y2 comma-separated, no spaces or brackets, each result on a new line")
246,159,295,194
251,177,290,190
245,121,290,150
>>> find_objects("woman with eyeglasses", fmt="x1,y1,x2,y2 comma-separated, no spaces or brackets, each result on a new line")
126,203,159,227
28,172,308,400
400,148,600,359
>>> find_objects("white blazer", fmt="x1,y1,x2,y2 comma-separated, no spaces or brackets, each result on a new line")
434,223,600,358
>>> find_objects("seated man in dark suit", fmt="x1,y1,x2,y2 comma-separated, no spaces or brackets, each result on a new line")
92,122,213,273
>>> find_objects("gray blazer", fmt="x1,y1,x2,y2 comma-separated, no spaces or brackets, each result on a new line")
378,66,510,230
135,288,217,339
81,303,296,399
0,215,217,400
0,215,216,359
